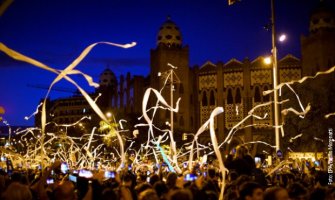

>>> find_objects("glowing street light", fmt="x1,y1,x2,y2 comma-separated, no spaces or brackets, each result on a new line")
2,119,11,146
279,34,286,42
106,112,112,118
271,0,280,152
264,56,272,65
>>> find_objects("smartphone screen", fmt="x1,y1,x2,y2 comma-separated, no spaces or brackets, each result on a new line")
184,174,197,181
232,148,236,154
47,178,54,184
255,157,261,164
69,175,77,183
61,162,69,174
79,169,93,178
104,171,115,179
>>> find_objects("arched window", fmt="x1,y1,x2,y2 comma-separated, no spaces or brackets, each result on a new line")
179,83,184,94
210,90,215,106
179,116,184,126
263,86,270,102
165,110,170,119
202,91,208,106
235,88,242,104
254,86,261,102
227,88,233,104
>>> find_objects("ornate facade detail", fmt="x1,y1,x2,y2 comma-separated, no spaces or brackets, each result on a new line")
279,68,301,82
251,70,272,85
223,72,243,87
199,74,217,90
200,105,217,127
225,102,244,129
252,101,272,127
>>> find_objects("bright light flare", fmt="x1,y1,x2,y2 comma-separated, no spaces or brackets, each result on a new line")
264,56,272,65
106,112,112,118
279,34,287,42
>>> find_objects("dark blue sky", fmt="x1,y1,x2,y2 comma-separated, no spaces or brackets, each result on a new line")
0,0,329,126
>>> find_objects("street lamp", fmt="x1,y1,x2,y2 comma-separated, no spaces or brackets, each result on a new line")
2,119,11,146
271,0,280,152
279,34,287,42
106,112,112,118
264,56,272,65
264,15,287,153
159,66,180,143
159,64,181,171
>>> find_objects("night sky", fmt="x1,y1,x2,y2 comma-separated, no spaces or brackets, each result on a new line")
0,0,329,126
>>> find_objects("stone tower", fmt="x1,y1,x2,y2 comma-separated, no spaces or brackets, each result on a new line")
301,1,335,76
150,16,194,133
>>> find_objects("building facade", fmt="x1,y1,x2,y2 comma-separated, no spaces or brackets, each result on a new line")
40,3,335,152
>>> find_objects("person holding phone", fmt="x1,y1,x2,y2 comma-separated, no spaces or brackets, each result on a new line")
224,145,255,176
30,160,63,200
51,181,77,200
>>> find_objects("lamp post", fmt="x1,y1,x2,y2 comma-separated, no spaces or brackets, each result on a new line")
271,0,280,152
3,120,11,146
159,65,180,169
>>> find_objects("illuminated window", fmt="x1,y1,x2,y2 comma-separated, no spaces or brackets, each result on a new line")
235,88,242,104
165,110,169,119
227,88,233,104
263,86,270,102
254,86,261,102
202,91,208,106
179,116,184,126
179,83,184,94
210,90,215,105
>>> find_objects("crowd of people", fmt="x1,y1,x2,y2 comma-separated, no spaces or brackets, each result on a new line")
0,145,334,200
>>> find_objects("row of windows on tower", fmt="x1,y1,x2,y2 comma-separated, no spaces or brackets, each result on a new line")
157,35,181,41
56,101,87,107
55,108,91,116
55,117,82,124
201,86,270,106
159,25,179,30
